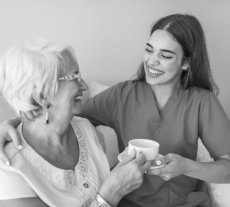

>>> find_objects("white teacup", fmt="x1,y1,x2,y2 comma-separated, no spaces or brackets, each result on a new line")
128,139,159,161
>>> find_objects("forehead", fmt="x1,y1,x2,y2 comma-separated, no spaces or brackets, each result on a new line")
60,49,79,75
148,29,183,54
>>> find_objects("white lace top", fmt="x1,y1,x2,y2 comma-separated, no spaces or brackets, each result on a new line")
0,117,110,207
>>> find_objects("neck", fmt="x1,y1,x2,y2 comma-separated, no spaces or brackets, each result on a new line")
23,113,73,146
21,115,79,170
151,82,181,110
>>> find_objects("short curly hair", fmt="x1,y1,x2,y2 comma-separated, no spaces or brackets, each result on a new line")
0,40,77,121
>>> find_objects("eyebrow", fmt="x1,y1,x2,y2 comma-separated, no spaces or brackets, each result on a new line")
67,71,79,76
146,43,176,55
73,71,79,75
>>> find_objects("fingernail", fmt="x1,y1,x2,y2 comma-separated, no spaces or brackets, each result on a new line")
137,152,143,157
6,161,10,166
17,145,23,150
155,160,162,166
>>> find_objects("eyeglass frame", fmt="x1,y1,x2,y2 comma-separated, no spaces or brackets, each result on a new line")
58,71,81,82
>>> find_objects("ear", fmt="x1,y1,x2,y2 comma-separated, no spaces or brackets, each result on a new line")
182,60,189,71
41,98,50,108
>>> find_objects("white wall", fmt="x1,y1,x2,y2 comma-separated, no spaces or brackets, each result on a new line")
0,0,230,116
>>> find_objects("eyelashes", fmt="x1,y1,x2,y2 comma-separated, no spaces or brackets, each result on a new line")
145,48,153,53
145,49,173,59
161,55,173,59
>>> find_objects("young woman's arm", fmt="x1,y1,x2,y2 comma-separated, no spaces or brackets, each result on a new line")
148,153,230,183
0,118,21,164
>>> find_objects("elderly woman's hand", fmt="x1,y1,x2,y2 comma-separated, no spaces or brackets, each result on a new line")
99,150,151,206
148,153,188,181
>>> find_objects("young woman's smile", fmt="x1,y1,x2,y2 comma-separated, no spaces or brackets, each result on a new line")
146,67,165,78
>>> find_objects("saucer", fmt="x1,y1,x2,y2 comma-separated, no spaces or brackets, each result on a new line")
118,152,166,169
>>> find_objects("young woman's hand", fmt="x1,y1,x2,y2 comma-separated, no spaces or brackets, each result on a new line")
148,153,188,181
99,150,151,206
0,119,21,165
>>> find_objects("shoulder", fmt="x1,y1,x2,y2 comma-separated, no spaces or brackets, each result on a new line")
116,80,147,90
114,80,149,97
71,117,99,140
71,117,106,154
185,87,217,104
88,80,148,104
71,117,93,130
182,87,225,116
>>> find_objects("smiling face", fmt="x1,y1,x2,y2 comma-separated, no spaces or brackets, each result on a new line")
50,50,88,120
143,29,188,89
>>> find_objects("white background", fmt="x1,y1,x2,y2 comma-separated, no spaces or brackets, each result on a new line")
0,0,229,116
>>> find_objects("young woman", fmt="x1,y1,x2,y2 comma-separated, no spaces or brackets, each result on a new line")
1,14,230,206
81,13,230,206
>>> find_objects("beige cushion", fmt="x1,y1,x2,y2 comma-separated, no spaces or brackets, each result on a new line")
96,125,119,168
88,82,109,98
88,82,119,168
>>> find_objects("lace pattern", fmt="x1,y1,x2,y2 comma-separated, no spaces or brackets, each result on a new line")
19,118,100,204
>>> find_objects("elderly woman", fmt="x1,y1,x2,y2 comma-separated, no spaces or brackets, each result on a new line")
0,42,150,207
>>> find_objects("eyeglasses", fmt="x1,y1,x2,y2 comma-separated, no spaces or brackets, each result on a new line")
59,71,81,82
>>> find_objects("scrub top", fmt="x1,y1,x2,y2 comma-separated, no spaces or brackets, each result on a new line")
82,80,230,207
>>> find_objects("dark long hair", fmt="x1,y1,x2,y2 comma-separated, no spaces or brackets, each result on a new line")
135,14,219,95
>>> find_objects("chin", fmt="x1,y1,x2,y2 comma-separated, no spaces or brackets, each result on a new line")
145,75,159,86
71,106,82,116
72,108,82,115
72,100,82,112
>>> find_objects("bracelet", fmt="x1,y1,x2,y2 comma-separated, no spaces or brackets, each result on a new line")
95,194,112,207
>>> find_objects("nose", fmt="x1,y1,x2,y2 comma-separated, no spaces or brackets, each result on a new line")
147,53,160,66
79,79,88,91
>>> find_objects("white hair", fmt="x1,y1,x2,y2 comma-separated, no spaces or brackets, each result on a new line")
0,40,77,121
